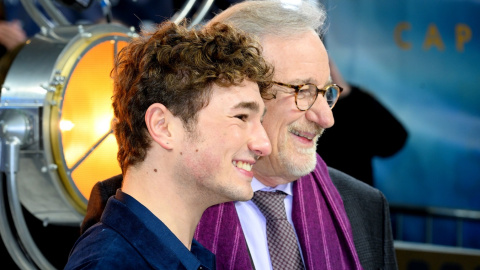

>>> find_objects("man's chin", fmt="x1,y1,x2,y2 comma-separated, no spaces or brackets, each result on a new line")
226,186,254,203
236,191,254,202
279,151,317,178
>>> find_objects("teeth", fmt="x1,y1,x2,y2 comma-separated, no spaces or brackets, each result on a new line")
232,161,253,171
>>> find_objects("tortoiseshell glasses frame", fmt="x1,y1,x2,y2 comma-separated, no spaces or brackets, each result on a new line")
271,81,343,111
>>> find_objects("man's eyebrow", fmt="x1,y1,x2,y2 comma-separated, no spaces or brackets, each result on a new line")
287,77,318,85
290,77,332,87
288,78,313,85
233,101,260,112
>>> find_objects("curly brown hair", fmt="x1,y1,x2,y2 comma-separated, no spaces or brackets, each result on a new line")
112,21,273,173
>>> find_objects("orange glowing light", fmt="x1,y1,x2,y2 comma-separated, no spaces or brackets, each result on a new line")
60,40,128,200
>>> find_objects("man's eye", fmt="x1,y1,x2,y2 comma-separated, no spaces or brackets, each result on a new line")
235,114,248,121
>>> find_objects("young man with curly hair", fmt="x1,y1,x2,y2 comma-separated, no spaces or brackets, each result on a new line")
64,21,272,270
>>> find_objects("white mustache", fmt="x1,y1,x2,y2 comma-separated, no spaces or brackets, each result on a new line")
288,121,324,137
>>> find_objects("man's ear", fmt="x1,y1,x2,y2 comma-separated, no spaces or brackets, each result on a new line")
145,103,174,150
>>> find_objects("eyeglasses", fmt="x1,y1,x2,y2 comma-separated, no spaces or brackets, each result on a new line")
271,81,343,111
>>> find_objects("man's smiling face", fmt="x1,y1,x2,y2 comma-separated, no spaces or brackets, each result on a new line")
176,80,271,204
253,31,335,185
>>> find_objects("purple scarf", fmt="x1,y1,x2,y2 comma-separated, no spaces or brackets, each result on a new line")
195,154,362,269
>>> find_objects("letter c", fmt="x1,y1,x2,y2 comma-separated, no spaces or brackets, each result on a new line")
394,22,412,50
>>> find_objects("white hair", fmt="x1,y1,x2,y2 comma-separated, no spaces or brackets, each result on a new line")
207,0,327,39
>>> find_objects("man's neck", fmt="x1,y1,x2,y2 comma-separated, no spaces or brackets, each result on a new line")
253,168,297,187
122,167,205,250
251,177,294,195
253,156,299,187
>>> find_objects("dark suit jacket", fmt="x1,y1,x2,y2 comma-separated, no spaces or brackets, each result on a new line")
329,167,397,269
81,168,397,269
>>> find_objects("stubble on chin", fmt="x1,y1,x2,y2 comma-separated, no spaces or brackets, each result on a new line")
278,132,323,179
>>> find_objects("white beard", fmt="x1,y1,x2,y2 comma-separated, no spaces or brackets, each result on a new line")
278,133,320,178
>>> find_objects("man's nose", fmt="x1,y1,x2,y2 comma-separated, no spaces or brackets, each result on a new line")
304,96,335,128
249,123,272,157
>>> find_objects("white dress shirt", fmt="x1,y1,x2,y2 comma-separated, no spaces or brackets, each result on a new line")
234,178,304,270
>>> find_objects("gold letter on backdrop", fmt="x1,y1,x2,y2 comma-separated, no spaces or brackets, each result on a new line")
456,23,472,52
394,22,412,50
423,23,445,51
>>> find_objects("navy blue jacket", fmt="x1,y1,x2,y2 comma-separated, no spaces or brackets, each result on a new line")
65,191,215,270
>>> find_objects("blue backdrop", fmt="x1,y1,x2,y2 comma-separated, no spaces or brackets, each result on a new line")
322,0,480,247
323,0,480,209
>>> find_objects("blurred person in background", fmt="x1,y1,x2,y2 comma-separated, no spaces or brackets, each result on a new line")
0,1,26,70
1,0,103,37
317,59,408,186
0,19,26,57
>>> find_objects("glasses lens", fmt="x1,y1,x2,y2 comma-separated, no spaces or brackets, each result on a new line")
324,85,340,107
296,84,317,110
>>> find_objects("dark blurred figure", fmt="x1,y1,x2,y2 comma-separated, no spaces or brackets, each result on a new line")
0,19,26,56
2,0,103,38
0,1,26,59
317,60,408,186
